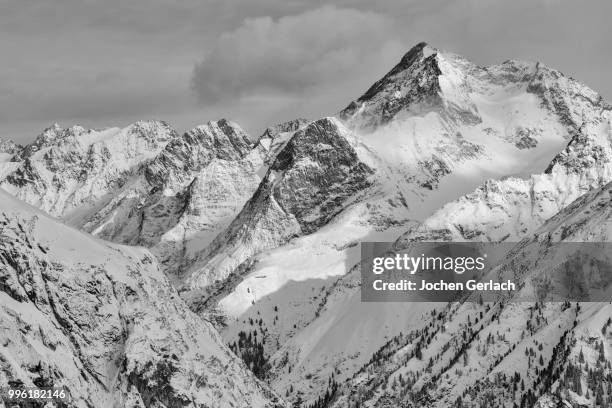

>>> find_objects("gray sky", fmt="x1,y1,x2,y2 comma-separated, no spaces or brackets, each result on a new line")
2,0,611,143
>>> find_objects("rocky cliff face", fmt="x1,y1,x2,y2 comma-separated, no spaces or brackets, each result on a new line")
183,117,375,301
144,119,256,189
0,190,284,407
340,42,459,128
257,118,310,166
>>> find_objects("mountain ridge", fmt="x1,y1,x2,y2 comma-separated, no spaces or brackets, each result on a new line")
0,189,285,407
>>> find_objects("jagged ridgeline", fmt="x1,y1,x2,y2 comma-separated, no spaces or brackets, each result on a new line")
1,42,612,408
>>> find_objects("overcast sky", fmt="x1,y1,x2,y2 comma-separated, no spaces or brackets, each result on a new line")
2,0,611,143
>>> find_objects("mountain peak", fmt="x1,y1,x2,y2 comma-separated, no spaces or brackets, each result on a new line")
41,122,86,136
339,41,607,133
338,41,447,128
0,137,21,155
357,42,441,102
186,119,253,158
39,122,66,140
124,119,179,144
127,119,172,131
44,122,62,131
259,118,310,141
18,123,88,157
396,41,438,68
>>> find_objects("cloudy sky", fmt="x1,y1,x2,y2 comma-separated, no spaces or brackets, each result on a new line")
2,0,611,143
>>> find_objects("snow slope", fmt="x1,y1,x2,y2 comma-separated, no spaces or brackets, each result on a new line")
397,93,612,243
0,189,284,407
328,181,612,407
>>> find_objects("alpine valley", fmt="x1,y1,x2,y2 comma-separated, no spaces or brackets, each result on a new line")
1,42,611,407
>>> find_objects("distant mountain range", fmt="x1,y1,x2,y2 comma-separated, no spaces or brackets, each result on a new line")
1,42,611,407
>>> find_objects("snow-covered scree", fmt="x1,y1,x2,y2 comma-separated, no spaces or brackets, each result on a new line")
1,41,612,407
0,190,284,407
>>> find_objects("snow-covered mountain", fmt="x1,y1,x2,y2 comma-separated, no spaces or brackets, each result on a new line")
397,91,612,243
175,43,612,406
0,138,21,155
182,117,376,299
1,41,611,408
0,189,284,407
327,180,612,408
0,119,278,279
1,121,178,218
77,119,270,280
184,40,598,305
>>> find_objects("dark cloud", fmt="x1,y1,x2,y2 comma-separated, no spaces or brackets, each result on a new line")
1,0,611,143
191,6,403,103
